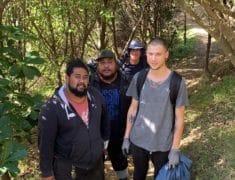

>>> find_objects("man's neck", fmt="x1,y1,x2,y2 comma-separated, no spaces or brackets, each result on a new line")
99,73,117,84
130,58,140,65
149,66,171,80
64,88,87,104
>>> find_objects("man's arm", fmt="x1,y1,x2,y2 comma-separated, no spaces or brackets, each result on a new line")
124,98,139,138
171,106,185,149
41,176,55,180
38,102,58,178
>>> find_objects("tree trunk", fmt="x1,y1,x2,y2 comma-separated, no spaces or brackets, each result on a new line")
1,172,11,180
176,0,235,67
57,69,62,87
99,0,108,50
183,12,187,45
205,33,211,73
0,7,3,48
111,15,119,58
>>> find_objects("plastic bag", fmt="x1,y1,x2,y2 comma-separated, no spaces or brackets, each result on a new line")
156,154,192,180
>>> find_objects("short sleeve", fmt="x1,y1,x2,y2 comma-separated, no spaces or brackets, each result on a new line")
176,78,189,107
126,73,139,101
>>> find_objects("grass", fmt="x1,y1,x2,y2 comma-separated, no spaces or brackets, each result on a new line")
182,75,235,180
170,29,198,61
11,65,235,179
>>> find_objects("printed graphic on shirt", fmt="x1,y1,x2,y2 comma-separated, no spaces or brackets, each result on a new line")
101,88,120,121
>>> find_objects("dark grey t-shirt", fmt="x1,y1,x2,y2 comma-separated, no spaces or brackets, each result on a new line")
126,71,189,152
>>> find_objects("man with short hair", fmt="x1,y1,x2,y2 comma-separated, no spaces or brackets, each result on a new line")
90,49,131,180
122,37,189,180
38,59,109,180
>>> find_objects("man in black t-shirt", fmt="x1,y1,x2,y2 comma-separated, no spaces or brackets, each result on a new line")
119,39,148,82
90,49,131,180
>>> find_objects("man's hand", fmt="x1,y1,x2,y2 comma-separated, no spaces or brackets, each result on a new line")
168,149,180,169
122,138,130,156
41,176,55,180
104,140,109,150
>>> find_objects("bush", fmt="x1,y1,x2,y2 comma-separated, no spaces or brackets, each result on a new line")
0,25,44,177
170,36,197,61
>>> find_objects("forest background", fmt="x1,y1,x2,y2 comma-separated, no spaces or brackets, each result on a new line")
0,0,235,179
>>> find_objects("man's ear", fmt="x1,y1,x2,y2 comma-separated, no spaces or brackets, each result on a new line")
165,50,169,60
65,74,69,83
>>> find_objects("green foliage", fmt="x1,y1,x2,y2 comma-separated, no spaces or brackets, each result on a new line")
170,32,197,60
183,75,235,179
0,25,44,177
190,75,235,110
0,142,27,176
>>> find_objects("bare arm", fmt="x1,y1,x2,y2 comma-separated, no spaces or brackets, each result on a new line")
41,176,55,180
124,98,139,138
171,106,185,149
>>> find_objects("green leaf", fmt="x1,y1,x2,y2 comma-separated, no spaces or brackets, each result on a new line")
7,46,22,60
0,47,11,54
21,120,33,132
7,149,28,162
25,51,45,64
17,93,35,106
0,117,12,142
0,102,12,116
9,64,22,76
4,162,19,177
0,78,11,86
1,142,27,163
0,25,16,33
29,110,39,121
22,66,41,79
0,88,8,98
0,167,7,176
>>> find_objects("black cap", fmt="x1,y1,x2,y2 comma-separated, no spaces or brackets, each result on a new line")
96,49,115,61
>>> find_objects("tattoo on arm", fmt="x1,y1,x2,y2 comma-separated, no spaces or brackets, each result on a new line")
128,114,136,123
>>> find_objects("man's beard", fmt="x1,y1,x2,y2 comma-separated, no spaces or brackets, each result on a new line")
68,84,88,97
99,72,116,81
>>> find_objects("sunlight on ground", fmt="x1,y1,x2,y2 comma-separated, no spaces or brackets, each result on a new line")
181,126,202,147
187,28,217,44
186,77,202,89
188,27,208,36
186,110,202,122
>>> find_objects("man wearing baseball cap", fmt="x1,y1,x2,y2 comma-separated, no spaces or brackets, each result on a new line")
119,40,148,82
90,49,131,180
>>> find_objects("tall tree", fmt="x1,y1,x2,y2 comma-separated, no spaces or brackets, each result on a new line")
176,0,235,67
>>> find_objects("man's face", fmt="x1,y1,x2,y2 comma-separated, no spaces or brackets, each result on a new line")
66,67,89,97
129,49,141,61
97,58,117,80
146,44,169,70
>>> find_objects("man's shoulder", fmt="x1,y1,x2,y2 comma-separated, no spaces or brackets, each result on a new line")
41,94,60,109
88,86,103,96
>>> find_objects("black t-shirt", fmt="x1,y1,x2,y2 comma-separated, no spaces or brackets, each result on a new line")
122,62,143,77
100,77,121,122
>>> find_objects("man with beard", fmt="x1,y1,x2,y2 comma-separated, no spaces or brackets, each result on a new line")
90,49,131,180
38,59,109,180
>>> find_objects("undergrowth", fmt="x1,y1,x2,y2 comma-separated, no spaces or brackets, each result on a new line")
182,75,235,180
